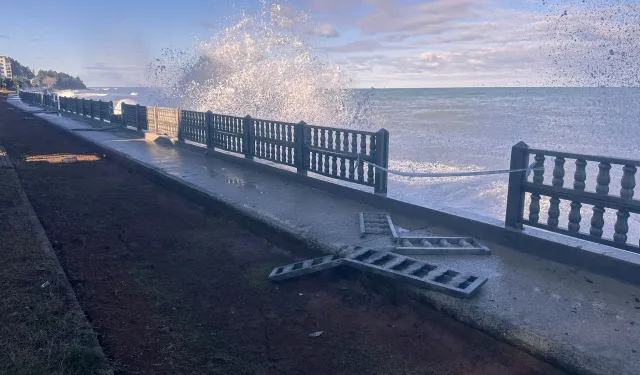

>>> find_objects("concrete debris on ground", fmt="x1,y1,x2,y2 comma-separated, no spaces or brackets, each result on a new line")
269,246,487,298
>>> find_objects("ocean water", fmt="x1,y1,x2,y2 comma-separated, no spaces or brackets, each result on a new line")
60,87,640,244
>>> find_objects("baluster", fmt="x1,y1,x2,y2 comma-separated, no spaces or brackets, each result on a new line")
367,163,374,183
552,157,565,187
267,122,272,159
350,134,357,179
614,211,630,245
351,132,357,154
342,131,348,152
367,135,376,183
324,152,330,174
286,125,292,164
532,154,545,184
290,125,294,164
528,154,545,223
332,154,338,175
349,159,355,179
548,198,561,228
620,165,637,199
357,154,364,182
529,195,541,223
568,202,582,233
589,162,611,237
320,129,326,148
596,162,611,194
260,121,267,159
340,156,347,178
251,123,256,155
335,131,341,152
313,128,318,148
311,150,317,171
328,130,334,151
360,133,367,157
574,159,587,191
590,206,605,237
560,159,586,232
261,123,266,157
548,157,564,227
274,123,280,160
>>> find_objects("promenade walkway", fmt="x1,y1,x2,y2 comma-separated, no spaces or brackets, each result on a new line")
8,94,640,375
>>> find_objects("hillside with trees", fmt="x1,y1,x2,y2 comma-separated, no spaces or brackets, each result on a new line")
31,70,86,89
0,57,86,90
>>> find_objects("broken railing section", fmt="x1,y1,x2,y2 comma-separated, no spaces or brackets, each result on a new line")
395,236,491,256
359,212,398,240
359,212,491,256
269,254,343,281
344,248,487,298
268,248,487,298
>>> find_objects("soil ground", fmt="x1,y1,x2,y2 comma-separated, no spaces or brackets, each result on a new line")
0,94,110,374
0,97,567,375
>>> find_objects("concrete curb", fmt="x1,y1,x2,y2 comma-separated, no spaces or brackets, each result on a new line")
1,158,113,375
13,102,635,375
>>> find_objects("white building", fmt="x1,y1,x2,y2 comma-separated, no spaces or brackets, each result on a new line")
0,56,13,79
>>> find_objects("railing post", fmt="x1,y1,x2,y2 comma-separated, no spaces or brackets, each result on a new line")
206,111,213,149
505,141,530,229
98,100,103,121
243,115,254,159
135,104,141,131
374,128,389,195
295,121,308,174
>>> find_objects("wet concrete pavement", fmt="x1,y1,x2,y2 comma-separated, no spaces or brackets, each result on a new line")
8,95,640,375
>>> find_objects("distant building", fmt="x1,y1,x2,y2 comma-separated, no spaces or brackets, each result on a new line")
0,56,13,79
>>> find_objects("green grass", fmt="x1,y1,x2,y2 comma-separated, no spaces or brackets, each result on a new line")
0,168,110,375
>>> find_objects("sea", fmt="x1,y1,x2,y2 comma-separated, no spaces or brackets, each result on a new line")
57,86,640,243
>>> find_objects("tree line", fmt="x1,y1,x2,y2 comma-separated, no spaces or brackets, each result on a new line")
1,58,86,90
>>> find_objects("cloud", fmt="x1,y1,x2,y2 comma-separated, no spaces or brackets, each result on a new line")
309,23,340,38
84,65,143,72
198,21,218,29
312,0,640,87
306,0,364,14
0,34,9,39
322,40,382,53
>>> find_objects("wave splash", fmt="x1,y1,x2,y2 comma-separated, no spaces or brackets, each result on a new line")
148,1,377,129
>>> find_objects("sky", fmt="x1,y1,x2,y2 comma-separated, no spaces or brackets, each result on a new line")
0,0,638,88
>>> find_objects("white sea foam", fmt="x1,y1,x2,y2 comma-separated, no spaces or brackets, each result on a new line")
147,1,377,130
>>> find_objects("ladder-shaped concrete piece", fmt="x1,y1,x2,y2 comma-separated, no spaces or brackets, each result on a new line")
343,248,487,298
395,236,491,256
359,212,398,240
269,254,343,281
